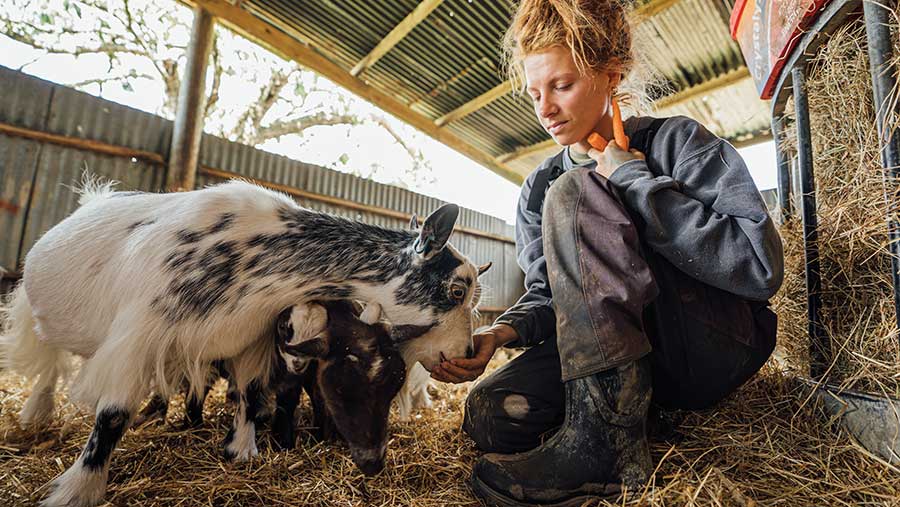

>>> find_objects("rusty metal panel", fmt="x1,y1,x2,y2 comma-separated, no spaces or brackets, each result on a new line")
0,66,55,131
0,134,41,272
45,84,173,156
20,145,163,265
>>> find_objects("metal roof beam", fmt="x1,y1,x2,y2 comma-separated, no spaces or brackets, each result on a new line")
436,81,512,127
350,0,445,77
181,0,522,184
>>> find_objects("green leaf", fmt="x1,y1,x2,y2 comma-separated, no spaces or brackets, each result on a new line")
294,82,305,96
73,3,82,17
122,81,134,92
39,13,52,24
338,153,349,165
63,0,69,10
100,19,109,29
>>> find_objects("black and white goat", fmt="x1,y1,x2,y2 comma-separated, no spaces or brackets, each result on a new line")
0,179,488,507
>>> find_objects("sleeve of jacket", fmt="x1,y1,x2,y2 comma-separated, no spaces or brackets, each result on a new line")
493,170,557,348
607,117,784,301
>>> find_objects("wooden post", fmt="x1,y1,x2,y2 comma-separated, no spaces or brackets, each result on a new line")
167,7,215,191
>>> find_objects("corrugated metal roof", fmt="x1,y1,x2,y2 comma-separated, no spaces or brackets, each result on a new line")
193,0,769,182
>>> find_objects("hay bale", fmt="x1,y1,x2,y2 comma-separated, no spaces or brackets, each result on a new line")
773,18,900,397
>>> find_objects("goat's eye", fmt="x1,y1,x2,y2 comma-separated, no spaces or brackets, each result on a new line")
450,284,467,302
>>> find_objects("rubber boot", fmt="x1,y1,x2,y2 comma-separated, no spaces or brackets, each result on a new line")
470,358,652,506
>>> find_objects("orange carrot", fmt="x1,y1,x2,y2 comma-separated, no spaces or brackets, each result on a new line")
611,100,629,150
587,99,629,152
587,132,608,151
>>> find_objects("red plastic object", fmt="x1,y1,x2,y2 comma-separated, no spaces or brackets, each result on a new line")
730,0,832,99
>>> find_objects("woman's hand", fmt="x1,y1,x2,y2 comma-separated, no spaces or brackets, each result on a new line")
587,140,645,179
429,324,519,384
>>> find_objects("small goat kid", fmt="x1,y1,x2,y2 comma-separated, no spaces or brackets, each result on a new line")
270,299,406,476
0,179,487,507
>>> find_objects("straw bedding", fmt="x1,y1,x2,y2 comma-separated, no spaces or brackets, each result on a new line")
773,16,900,398
2,357,899,506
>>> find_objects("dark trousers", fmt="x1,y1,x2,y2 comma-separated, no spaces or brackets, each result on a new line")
464,168,776,454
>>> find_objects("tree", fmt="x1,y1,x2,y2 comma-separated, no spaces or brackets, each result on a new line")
0,0,435,187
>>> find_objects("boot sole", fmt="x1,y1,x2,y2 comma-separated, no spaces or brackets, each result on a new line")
470,473,621,507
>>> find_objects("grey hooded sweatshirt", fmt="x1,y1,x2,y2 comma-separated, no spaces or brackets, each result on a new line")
495,115,785,348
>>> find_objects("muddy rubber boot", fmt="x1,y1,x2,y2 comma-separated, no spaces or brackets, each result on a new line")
470,358,652,506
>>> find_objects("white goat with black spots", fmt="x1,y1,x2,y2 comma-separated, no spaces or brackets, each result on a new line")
0,179,489,507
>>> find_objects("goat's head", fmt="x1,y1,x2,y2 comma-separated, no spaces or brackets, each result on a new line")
382,204,492,371
276,300,406,476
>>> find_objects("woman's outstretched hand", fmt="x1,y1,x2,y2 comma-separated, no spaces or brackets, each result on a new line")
587,140,645,179
429,324,519,384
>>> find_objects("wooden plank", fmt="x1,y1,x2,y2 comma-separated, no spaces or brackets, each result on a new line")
350,0,445,77
436,81,512,127
631,0,680,19
495,139,556,164
0,122,166,164
731,130,773,149
183,0,522,185
167,7,215,191
653,67,751,109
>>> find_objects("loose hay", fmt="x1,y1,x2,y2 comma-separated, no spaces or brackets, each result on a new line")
773,16,900,397
2,358,900,506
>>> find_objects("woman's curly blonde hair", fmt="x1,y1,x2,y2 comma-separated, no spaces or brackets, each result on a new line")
502,0,654,109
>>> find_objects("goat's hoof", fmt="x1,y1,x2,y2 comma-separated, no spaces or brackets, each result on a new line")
181,414,204,429
223,429,259,462
274,431,296,451
41,465,108,507
19,394,54,428
224,445,258,462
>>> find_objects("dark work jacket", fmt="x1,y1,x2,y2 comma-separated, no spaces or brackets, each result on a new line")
495,115,785,348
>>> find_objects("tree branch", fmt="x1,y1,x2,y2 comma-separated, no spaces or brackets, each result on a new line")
70,72,155,88
205,34,222,116
2,25,150,58
370,116,420,162
248,113,360,145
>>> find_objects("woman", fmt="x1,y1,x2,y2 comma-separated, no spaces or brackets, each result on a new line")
430,1,784,505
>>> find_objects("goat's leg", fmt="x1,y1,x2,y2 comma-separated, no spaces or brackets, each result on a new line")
272,373,304,450
132,393,168,428
223,378,261,461
183,382,211,428
41,404,133,507
303,370,339,443
20,366,60,427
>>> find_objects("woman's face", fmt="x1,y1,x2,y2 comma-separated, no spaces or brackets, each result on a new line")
524,46,618,153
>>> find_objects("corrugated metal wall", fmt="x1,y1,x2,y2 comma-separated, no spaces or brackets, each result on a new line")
0,66,523,312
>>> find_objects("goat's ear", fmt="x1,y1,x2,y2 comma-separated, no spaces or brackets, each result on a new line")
477,262,492,276
276,307,294,342
415,203,458,257
409,214,419,230
278,303,328,346
359,302,383,325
